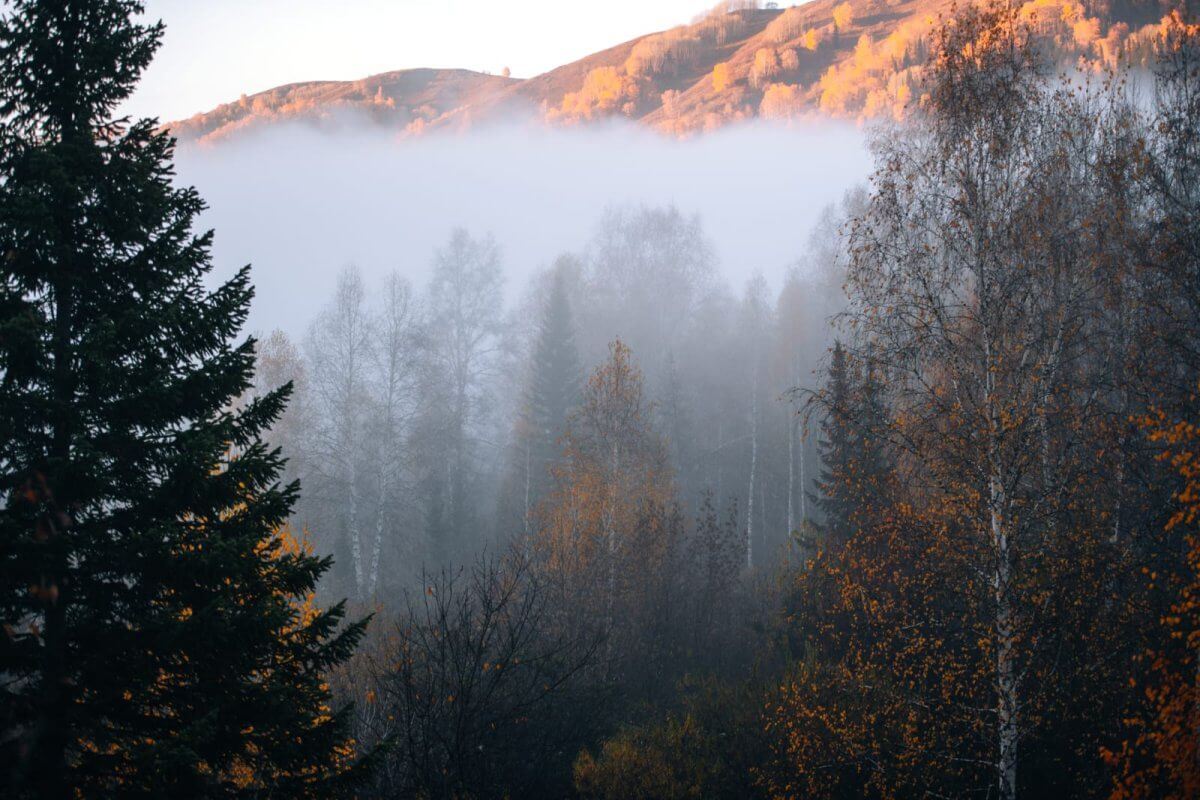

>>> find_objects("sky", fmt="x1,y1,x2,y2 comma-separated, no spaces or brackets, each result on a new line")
127,0,727,121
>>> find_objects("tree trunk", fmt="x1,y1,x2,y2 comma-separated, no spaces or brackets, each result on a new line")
368,466,385,597
986,318,1018,800
746,361,758,570
37,270,74,800
348,459,364,600
523,442,532,538
787,412,795,535
993,472,1018,800
800,418,808,526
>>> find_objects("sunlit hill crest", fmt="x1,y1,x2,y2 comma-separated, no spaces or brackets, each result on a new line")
167,0,1182,143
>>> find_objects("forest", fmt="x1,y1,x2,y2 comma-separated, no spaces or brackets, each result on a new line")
4,0,1200,799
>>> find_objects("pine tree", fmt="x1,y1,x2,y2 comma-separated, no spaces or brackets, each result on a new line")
813,341,855,547
657,351,694,502
811,340,891,551
0,2,366,796
520,260,580,526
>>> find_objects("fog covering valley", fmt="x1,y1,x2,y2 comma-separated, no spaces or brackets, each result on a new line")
176,118,870,333
9,1,1200,799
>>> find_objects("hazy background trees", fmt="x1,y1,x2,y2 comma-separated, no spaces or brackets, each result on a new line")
262,198,851,609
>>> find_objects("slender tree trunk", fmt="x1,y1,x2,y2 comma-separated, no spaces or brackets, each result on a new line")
368,465,385,597
38,269,74,800
604,441,619,658
993,473,1018,800
715,421,724,501
760,478,767,557
523,442,532,538
1039,319,1064,538
348,459,364,599
787,412,795,535
986,325,1018,800
450,390,468,556
607,440,619,606
1112,299,1132,544
800,418,808,526
39,33,84,781
746,361,759,570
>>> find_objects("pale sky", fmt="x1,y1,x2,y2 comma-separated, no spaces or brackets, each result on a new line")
126,0,721,121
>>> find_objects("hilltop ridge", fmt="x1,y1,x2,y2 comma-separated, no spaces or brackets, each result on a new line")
166,0,1175,144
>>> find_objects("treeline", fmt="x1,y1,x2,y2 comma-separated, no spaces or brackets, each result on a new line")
254,203,848,604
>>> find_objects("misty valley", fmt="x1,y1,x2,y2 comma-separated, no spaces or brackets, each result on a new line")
6,1,1200,799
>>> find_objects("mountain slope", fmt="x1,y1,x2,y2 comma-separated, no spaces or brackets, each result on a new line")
167,68,518,143
166,0,1175,143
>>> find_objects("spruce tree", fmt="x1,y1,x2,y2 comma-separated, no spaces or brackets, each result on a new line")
813,348,891,551
814,340,855,546
521,260,580,508
0,2,365,797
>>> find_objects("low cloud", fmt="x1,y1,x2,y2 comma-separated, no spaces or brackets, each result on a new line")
175,116,871,334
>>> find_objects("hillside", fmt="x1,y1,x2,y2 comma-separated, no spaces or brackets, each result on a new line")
166,68,519,143
167,0,1174,143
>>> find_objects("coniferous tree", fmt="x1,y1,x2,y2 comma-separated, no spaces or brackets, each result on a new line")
520,262,580,527
812,341,890,550
0,2,365,796
657,351,695,505
813,341,855,547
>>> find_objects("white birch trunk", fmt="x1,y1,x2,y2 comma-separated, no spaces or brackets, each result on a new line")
746,362,758,570
986,326,1018,800
994,480,1018,800
524,443,532,538
787,412,795,535
348,460,364,599
800,418,807,527
367,467,385,597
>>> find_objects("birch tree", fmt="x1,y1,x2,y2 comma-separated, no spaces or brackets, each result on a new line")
537,341,672,670
424,229,505,563
844,6,1089,796
738,275,772,569
307,266,373,599
366,272,416,596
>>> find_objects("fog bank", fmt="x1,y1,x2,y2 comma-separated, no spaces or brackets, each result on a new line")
175,118,870,335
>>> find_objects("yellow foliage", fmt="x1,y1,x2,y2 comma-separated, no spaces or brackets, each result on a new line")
750,47,781,88
1073,17,1100,46
760,82,801,119
833,2,854,30
1105,398,1200,797
799,0,1197,121
556,67,633,122
625,26,703,77
712,61,731,92
765,5,808,43
534,341,673,612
